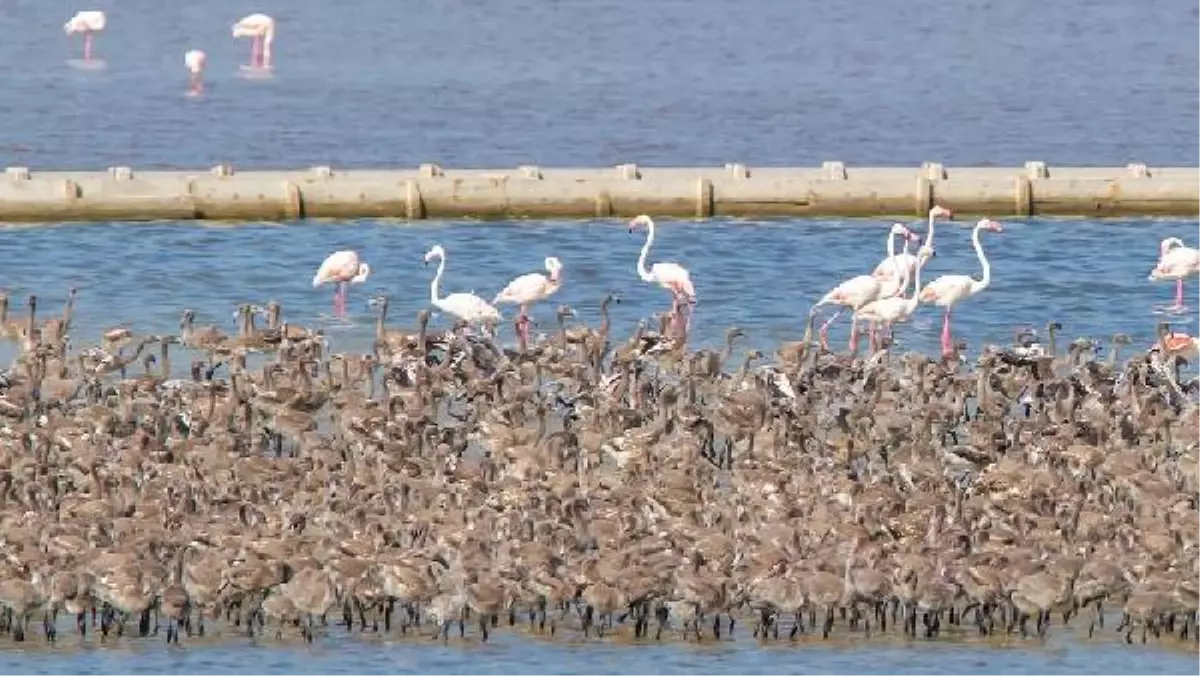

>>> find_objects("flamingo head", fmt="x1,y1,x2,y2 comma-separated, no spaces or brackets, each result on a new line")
628,214,653,233
545,256,564,278
889,223,920,243
979,219,1004,233
930,205,953,219
423,245,445,265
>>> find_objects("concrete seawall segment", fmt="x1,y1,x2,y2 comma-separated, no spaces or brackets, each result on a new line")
0,162,1196,222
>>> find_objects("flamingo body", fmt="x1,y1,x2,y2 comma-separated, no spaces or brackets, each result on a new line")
64,11,106,62
493,258,563,307
184,49,207,94
312,250,370,318
819,275,883,309
424,245,501,327
645,261,695,300
232,13,276,69
1149,243,1199,281
64,11,106,34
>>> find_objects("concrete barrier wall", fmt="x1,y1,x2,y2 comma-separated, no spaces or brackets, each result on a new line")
0,162,1195,222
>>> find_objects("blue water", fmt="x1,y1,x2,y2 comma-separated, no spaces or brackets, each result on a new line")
0,0,1198,673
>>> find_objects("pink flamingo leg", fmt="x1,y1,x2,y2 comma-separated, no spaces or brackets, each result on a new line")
251,36,262,68
847,317,859,353
83,32,94,61
941,308,953,356
518,305,531,345
819,309,842,350
1174,278,1185,310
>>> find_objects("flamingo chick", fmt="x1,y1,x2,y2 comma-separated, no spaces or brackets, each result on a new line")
184,49,207,96
919,218,1004,357
64,11,106,62
814,223,917,351
312,250,371,318
493,257,564,345
628,215,695,340
424,245,501,331
232,13,276,70
1148,237,1199,312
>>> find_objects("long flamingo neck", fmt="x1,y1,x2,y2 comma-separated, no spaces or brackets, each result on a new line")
924,211,938,250
430,255,445,304
971,225,991,294
637,222,655,281
907,247,923,309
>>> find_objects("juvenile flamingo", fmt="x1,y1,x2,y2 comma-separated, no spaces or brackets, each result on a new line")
493,257,564,345
312,250,370,319
232,14,276,70
918,218,1004,357
813,223,917,351
1148,237,1199,312
424,245,501,329
184,49,207,96
854,243,932,351
64,11,106,63
628,215,695,339
872,205,952,297
1155,321,1199,359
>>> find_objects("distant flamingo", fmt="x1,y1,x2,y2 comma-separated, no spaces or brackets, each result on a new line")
184,49,207,96
424,245,501,329
628,215,695,339
872,205,952,297
312,250,370,319
1148,237,1199,312
64,11,106,63
493,257,564,345
919,218,1004,357
854,243,932,351
813,223,917,351
232,13,276,70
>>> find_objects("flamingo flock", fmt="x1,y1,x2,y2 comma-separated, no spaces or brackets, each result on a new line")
60,10,276,90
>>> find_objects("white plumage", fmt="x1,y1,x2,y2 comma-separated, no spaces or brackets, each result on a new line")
64,10,106,34
424,245,501,325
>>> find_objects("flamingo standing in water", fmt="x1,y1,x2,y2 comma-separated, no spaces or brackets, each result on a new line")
64,11,106,63
872,204,952,297
493,257,564,345
1148,237,1199,312
424,245,501,330
813,223,918,350
232,14,276,70
628,215,695,339
854,242,932,351
312,250,370,318
919,218,1004,357
184,49,207,96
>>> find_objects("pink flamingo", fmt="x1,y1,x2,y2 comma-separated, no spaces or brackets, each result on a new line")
814,223,918,350
312,250,370,318
64,11,106,63
232,14,276,70
1148,237,1199,312
872,204,952,297
628,215,695,339
184,49,207,96
918,218,1004,357
493,256,564,344
854,242,932,351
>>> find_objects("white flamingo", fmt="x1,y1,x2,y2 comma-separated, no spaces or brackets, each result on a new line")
424,245,501,329
854,243,932,351
628,215,695,338
919,218,1004,356
312,250,370,318
813,223,917,351
1149,237,1199,312
232,13,276,70
184,49,207,96
493,257,564,344
872,204,952,297
64,11,106,63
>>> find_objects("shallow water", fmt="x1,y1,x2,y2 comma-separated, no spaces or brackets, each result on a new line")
1,0,1198,673
0,0,1196,169
0,217,1196,362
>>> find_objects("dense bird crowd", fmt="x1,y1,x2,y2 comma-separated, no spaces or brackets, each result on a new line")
0,280,1194,650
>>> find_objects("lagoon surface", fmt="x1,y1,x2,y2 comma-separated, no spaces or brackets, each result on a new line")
0,0,1197,672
